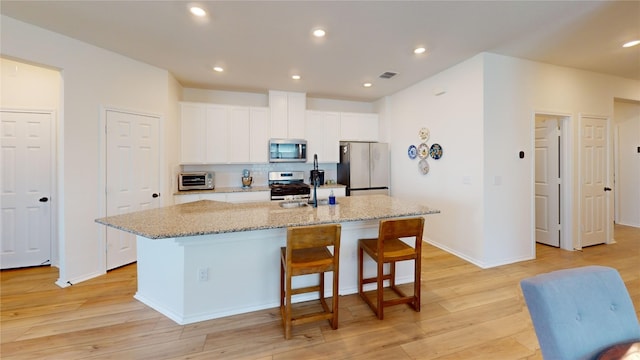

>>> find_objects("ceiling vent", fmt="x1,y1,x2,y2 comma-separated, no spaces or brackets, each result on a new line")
379,71,397,79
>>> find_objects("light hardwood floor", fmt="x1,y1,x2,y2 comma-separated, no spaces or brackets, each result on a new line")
2,224,638,359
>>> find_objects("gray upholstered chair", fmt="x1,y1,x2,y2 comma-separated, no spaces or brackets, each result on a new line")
521,266,640,360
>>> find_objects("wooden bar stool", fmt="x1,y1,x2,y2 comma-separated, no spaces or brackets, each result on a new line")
280,224,341,339
358,217,424,320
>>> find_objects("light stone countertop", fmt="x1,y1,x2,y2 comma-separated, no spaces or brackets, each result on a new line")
173,184,345,196
96,194,439,239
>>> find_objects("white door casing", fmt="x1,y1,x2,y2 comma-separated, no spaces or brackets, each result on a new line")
105,109,160,270
1,110,53,269
580,116,609,247
534,117,560,247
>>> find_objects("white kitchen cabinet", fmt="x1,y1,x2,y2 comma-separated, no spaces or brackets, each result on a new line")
181,103,270,164
174,194,202,204
249,107,270,163
174,191,269,205
312,187,346,199
306,110,340,163
180,103,206,164
206,105,229,164
228,107,250,163
269,90,306,139
226,191,270,203
340,112,379,142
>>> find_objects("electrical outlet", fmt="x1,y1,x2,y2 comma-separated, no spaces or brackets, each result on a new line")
198,268,209,282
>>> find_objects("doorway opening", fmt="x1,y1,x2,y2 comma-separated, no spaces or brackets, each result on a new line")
533,113,571,250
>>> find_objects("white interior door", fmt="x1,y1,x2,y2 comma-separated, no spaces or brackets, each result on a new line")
106,110,160,270
580,116,608,247
1,110,52,269
535,117,560,247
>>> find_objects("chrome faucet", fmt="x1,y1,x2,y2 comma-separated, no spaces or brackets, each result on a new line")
312,154,319,208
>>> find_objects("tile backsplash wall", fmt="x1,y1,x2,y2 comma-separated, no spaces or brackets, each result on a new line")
181,163,338,188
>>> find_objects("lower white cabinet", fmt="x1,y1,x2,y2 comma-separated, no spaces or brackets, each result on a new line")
312,187,346,199
175,191,270,204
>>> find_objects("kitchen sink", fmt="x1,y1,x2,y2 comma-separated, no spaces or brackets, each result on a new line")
279,201,308,209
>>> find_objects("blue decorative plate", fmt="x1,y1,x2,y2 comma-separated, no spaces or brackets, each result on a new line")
430,143,443,159
408,145,417,159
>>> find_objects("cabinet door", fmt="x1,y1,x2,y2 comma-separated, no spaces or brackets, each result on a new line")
287,92,306,139
305,111,323,163
322,112,340,163
250,107,270,163
269,91,288,138
205,105,229,164
340,112,379,142
180,103,205,164
228,107,250,163
199,193,227,202
226,191,270,203
306,111,340,164
174,194,202,204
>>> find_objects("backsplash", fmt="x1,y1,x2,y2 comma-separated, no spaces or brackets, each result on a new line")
181,163,338,188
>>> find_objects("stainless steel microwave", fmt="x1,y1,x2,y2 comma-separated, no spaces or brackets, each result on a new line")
178,172,214,191
269,139,307,163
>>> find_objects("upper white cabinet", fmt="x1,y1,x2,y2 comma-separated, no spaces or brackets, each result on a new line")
180,103,206,164
249,107,270,163
339,112,379,142
180,102,270,164
269,90,306,139
306,110,340,163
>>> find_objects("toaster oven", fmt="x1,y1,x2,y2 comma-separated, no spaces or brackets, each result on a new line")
178,172,214,191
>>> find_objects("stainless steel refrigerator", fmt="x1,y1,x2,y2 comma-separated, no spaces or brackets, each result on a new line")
337,142,389,196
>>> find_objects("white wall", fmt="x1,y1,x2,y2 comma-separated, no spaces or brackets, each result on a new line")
382,52,640,268
614,100,640,227
1,15,180,285
382,54,486,265
182,87,374,113
483,53,639,255
0,57,62,266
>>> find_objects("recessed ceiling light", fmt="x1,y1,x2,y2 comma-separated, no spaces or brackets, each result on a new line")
213,66,224,72
313,28,326,38
622,40,640,48
414,47,426,54
190,6,206,17
292,75,301,80
363,83,372,88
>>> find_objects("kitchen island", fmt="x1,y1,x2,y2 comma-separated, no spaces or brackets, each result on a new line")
96,195,439,325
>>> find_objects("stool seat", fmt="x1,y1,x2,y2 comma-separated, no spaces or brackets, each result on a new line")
358,217,424,320
280,224,341,339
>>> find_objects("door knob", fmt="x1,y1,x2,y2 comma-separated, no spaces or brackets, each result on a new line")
39,197,49,202
152,193,160,198
604,187,612,192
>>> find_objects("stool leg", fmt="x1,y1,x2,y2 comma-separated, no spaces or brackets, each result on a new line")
284,266,292,339
414,256,421,312
331,270,339,329
377,259,384,320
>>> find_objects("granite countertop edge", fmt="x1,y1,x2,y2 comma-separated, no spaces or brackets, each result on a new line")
96,195,440,240
174,184,346,195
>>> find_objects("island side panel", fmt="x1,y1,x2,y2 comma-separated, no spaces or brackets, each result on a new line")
134,219,420,325
135,236,186,324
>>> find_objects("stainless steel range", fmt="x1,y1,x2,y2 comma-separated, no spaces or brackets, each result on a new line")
268,171,311,201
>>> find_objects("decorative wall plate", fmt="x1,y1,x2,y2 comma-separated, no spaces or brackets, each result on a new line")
417,143,429,159
429,143,443,159
419,127,430,141
418,159,429,174
408,145,417,159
